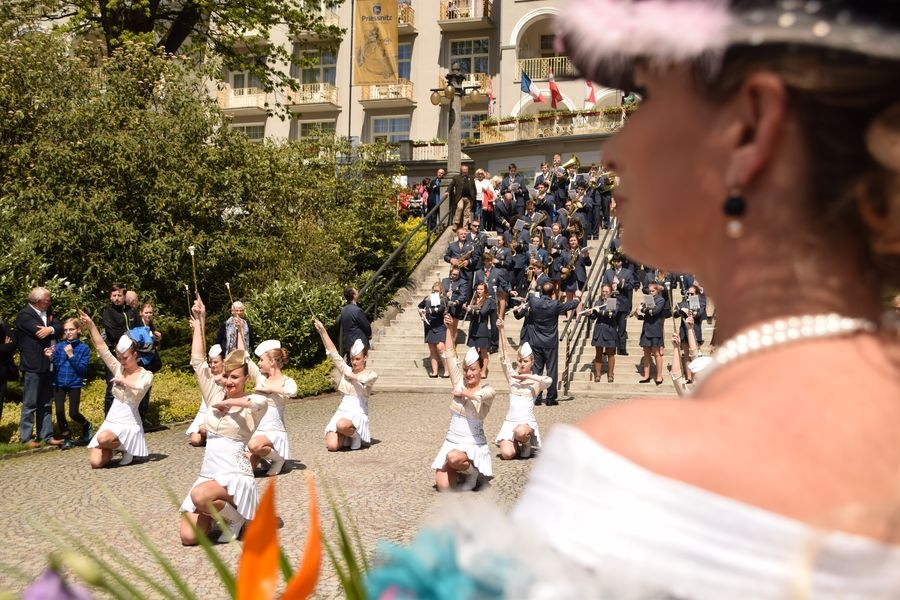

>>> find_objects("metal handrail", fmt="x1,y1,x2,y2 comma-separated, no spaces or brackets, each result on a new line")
357,202,449,319
560,220,618,395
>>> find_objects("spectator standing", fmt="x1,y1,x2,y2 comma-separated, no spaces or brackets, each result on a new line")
16,287,63,447
448,164,477,229
50,317,92,449
215,300,253,356
339,287,372,360
0,316,16,426
100,284,139,415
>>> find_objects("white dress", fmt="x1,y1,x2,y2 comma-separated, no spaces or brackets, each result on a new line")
495,362,550,447
250,373,297,459
185,354,221,436
88,347,152,457
324,349,377,444
180,394,268,520
370,424,900,599
431,349,495,477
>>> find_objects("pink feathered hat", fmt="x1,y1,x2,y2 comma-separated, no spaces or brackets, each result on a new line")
555,0,900,89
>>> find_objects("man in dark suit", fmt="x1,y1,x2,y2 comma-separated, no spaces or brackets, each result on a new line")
339,287,372,360
500,163,530,215
100,283,139,415
444,226,477,288
493,191,515,235
16,287,63,447
448,164,477,229
426,167,445,231
0,316,16,424
601,253,640,356
525,282,581,405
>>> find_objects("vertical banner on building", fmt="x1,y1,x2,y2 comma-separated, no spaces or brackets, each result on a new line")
353,0,399,85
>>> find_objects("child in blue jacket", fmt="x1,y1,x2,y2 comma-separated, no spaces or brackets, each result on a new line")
51,317,92,448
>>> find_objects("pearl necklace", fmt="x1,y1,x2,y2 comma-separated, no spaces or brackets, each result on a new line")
710,313,878,372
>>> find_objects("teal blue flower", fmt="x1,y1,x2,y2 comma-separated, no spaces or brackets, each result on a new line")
365,528,508,600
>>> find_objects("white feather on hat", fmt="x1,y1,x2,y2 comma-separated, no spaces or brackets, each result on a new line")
208,344,223,359
350,338,366,357
254,339,281,357
116,335,134,354
464,346,480,367
518,342,533,359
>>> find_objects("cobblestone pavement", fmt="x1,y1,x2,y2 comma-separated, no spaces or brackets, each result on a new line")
0,390,626,598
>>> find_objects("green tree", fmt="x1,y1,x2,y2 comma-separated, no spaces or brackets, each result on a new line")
0,34,406,365
6,0,344,108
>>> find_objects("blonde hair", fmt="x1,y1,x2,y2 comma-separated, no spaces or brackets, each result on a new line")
263,348,289,368
475,168,486,177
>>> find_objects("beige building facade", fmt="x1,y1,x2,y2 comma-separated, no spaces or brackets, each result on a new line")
217,0,623,182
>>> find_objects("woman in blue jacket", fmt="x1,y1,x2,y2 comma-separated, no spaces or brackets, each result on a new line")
636,282,667,385
51,318,92,448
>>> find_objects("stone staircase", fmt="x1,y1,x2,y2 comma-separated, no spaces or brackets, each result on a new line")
367,227,714,399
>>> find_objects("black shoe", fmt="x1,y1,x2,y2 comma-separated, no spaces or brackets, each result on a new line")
617,349,629,356
655,379,664,386
639,378,651,383
534,397,544,406
545,399,559,406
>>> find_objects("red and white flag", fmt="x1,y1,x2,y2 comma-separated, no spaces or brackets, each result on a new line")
548,67,563,109
487,78,495,116
585,80,597,107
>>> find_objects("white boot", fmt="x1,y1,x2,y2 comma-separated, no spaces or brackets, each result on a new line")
518,438,532,459
349,432,362,450
118,447,133,466
216,503,246,543
264,449,285,476
458,465,479,491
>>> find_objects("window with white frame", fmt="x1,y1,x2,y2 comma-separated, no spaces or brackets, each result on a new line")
294,120,337,140
295,49,337,85
450,38,489,75
232,124,266,141
372,116,410,143
461,112,487,141
230,71,262,91
398,42,412,81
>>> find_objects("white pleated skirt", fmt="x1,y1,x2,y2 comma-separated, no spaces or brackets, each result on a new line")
180,434,258,520
431,413,492,477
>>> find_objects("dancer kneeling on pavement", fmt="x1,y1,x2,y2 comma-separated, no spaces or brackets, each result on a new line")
495,320,549,460
180,299,267,545
432,313,495,491
247,340,296,475
185,343,224,448
80,311,152,468
315,319,377,451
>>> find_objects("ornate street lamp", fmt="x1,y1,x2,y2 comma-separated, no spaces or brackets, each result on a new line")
430,62,480,177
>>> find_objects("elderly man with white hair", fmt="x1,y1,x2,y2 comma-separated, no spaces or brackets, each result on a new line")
215,300,253,355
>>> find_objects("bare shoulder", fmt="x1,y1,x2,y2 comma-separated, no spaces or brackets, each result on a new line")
577,397,724,477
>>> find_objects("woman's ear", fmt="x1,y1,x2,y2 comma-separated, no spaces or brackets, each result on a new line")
726,72,789,188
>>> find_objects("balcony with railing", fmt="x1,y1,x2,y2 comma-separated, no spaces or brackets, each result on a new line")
475,110,625,145
398,3,415,33
359,79,415,108
516,57,577,81
217,87,268,116
294,10,340,40
438,0,494,31
285,83,340,112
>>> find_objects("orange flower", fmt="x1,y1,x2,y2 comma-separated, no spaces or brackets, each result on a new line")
283,474,321,599
235,474,321,600
237,481,280,600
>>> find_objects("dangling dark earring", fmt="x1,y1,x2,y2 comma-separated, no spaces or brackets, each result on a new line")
723,189,745,239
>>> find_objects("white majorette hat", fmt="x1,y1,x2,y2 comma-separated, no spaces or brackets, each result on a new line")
464,346,480,367
350,338,366,357
254,339,281,357
116,334,134,354
688,355,714,374
555,1,900,90
208,344,223,359
518,342,533,359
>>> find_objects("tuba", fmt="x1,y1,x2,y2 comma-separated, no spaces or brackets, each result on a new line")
529,212,548,239
568,217,585,240
560,154,581,172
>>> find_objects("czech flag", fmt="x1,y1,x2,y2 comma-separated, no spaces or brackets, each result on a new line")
520,71,544,103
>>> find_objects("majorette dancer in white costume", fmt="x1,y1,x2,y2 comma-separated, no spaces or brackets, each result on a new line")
495,319,551,460
179,297,267,545
185,343,224,447
432,313,495,491
314,318,377,451
247,339,297,475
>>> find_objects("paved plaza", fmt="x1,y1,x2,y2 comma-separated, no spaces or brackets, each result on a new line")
0,389,625,598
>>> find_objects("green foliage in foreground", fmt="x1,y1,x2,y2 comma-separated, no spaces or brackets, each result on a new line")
0,359,335,445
